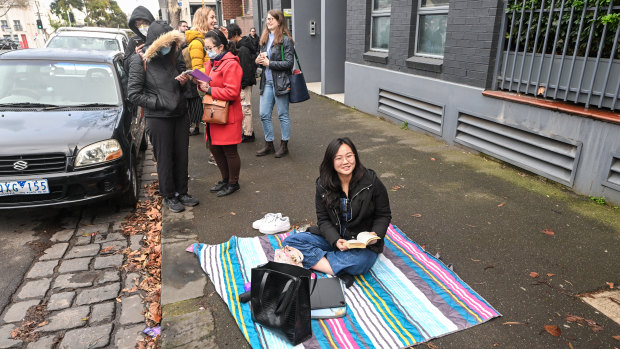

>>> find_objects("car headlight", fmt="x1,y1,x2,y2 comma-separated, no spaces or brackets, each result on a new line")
74,139,123,167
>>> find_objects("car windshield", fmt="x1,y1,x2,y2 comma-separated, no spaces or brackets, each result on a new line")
47,36,120,51
0,61,120,106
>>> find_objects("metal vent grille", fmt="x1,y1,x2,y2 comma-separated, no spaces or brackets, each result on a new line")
455,113,580,185
603,155,620,190
0,154,67,175
378,90,443,135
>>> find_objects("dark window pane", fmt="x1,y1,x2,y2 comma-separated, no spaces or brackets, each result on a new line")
372,16,390,50
373,0,392,11
417,14,447,56
421,0,449,7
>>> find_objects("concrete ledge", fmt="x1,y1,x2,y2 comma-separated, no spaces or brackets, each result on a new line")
363,51,388,64
161,298,217,349
405,56,443,73
482,90,620,125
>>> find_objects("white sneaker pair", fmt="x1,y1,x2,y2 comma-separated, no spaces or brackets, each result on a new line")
253,213,291,235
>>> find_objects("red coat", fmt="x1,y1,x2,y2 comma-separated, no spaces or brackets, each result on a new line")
205,52,242,145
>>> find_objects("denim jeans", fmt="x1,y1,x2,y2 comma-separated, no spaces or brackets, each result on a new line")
283,232,378,275
259,80,290,142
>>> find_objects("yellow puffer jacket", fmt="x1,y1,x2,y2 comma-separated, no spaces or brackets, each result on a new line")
185,30,209,72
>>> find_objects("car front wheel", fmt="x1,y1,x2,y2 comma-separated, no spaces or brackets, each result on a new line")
117,154,138,208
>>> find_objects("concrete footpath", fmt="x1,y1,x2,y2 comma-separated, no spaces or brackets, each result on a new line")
160,88,620,348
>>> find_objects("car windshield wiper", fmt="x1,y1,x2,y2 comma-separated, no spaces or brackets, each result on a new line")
70,103,118,108
0,102,61,108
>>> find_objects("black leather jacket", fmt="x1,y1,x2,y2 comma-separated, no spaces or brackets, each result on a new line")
259,35,294,96
308,169,392,254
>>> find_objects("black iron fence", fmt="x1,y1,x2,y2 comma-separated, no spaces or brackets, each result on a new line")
496,0,620,111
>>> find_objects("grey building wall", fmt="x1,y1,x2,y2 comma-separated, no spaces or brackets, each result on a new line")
344,62,620,204
292,0,321,83
321,0,346,94
345,0,503,87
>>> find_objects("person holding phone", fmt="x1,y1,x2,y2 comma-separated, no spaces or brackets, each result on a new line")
124,6,155,73
255,10,295,158
195,29,244,197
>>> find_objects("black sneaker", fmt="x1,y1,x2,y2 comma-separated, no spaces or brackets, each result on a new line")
163,197,185,212
209,180,228,192
178,193,199,207
242,133,255,143
217,183,240,197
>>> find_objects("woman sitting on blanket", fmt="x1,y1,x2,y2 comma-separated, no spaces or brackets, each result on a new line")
284,137,392,287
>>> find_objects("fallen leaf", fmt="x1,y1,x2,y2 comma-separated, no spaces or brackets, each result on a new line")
80,317,89,321
497,202,505,207
530,272,540,278
544,325,561,337
230,212,236,215
101,246,114,254
547,273,555,277
411,213,422,217
471,259,481,262
430,157,436,161
606,282,614,289
502,321,524,325
537,86,546,95
493,343,499,347
426,342,438,349
612,335,620,341
541,228,555,236
568,342,574,349
37,320,49,327
421,244,426,250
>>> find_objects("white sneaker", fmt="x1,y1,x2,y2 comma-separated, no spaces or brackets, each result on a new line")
259,216,291,235
252,213,281,230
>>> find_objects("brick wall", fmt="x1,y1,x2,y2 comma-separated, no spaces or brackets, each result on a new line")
346,0,503,88
442,0,503,87
222,0,243,20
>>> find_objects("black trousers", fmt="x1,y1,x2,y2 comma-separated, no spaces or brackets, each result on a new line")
146,115,190,198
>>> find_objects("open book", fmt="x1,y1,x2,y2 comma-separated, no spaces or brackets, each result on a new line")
344,231,381,249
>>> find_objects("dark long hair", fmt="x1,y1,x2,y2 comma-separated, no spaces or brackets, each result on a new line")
319,137,366,210
205,28,238,56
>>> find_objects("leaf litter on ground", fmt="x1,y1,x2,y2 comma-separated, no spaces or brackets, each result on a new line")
121,181,163,349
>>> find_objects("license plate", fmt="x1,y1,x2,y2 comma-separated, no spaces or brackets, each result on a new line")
0,179,49,196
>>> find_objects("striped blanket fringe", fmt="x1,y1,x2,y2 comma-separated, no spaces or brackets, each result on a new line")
191,224,501,348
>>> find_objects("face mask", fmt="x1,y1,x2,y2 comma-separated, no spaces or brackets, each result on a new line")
138,25,149,36
160,46,172,56
206,49,218,59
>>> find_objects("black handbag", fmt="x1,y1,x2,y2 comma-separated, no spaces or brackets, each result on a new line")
281,45,310,103
250,261,313,345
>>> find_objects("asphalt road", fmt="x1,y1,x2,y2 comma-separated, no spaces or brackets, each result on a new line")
178,87,620,348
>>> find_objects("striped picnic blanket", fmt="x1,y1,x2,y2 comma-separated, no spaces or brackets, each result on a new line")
191,224,500,348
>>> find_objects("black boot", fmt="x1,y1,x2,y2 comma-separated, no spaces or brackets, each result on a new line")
336,272,355,288
274,140,288,158
256,141,275,156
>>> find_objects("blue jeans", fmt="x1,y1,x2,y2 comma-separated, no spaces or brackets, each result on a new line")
283,232,378,275
259,80,290,142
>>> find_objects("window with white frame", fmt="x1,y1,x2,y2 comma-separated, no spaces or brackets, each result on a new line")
1,20,8,30
416,0,448,57
13,20,23,31
370,0,391,51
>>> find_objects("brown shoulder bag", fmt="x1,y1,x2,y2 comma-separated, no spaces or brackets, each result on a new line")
202,94,229,124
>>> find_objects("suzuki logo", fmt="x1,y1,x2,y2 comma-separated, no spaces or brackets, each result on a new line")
13,160,28,171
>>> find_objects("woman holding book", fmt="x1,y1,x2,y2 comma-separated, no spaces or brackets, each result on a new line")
283,137,392,287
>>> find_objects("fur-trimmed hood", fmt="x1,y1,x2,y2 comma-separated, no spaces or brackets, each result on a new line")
143,22,186,61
